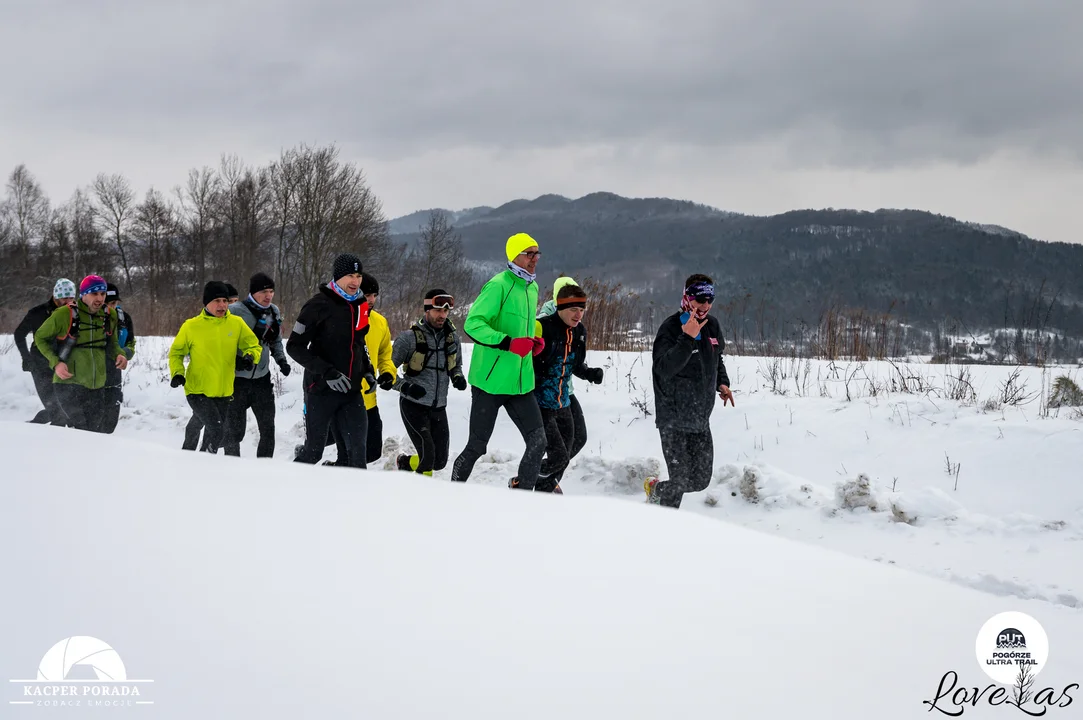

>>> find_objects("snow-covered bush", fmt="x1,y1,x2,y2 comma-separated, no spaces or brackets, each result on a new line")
835,473,881,512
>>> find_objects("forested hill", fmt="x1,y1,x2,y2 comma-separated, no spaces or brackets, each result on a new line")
390,193,1083,338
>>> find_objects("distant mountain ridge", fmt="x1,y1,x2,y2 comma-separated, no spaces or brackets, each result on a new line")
388,193,1083,339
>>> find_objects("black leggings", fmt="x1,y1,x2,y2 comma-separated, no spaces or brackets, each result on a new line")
100,386,122,434
568,393,587,459
184,394,232,454
29,367,65,425
332,405,384,465
654,428,714,508
224,375,277,458
54,383,110,433
537,405,575,492
451,386,546,489
399,399,450,474
295,390,368,468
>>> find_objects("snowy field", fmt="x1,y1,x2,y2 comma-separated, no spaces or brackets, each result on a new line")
1,333,1081,717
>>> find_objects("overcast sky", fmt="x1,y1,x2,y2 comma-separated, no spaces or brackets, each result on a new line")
2,0,1082,243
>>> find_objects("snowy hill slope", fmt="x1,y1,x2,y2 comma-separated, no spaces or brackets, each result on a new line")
1,421,1081,718
1,334,1080,617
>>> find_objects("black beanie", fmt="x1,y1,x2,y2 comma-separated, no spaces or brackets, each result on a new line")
225,283,238,298
203,281,231,306
249,272,275,295
333,253,363,281
106,283,120,302
424,288,449,302
360,274,379,296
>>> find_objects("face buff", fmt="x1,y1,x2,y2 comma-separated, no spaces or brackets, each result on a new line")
507,261,536,284
329,280,362,302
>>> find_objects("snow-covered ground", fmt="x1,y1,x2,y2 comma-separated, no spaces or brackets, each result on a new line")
1,334,1081,716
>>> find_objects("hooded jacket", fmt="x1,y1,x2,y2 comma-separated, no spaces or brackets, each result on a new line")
168,310,262,397
33,299,125,390
651,311,731,432
286,284,373,395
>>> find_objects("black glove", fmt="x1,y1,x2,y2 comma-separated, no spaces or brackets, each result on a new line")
585,367,604,385
452,373,467,391
21,358,31,373
324,369,352,393
399,381,427,399
235,354,255,371
260,321,281,346
170,374,185,388
377,372,396,391
278,360,291,376
362,370,377,394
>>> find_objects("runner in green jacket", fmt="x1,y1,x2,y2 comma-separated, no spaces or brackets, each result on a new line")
33,274,127,432
451,232,549,490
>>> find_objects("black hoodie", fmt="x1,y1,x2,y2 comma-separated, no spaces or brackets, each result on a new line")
651,311,731,432
287,284,373,394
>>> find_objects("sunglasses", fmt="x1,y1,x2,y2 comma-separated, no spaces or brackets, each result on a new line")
693,294,714,304
425,294,455,309
519,250,541,259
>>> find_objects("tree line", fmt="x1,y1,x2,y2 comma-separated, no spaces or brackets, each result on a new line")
0,144,483,335
3,151,1081,366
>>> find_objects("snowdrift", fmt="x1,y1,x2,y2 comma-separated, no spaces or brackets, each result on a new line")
1,422,1081,718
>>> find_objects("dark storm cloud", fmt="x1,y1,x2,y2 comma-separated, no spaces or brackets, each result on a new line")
3,0,1081,168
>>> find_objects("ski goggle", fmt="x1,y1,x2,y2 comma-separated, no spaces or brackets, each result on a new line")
425,294,455,309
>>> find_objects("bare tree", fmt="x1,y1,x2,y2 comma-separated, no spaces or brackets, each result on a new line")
66,188,109,282
92,173,136,292
132,187,178,306
37,208,71,288
404,210,475,299
175,166,219,289
214,153,245,282
5,165,51,270
267,148,302,303
291,143,390,298
213,156,271,288
0,211,16,310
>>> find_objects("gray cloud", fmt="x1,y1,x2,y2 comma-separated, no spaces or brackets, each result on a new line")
4,0,1081,167
2,0,1083,244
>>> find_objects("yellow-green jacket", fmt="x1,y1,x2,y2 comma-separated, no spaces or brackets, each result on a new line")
169,310,262,397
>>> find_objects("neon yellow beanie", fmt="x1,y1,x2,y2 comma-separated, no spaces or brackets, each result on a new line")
553,276,578,297
506,232,539,262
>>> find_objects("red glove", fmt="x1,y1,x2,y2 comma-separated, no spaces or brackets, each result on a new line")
508,337,534,357
532,337,546,356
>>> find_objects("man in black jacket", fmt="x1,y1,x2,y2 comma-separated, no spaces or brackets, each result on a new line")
14,278,77,424
646,274,735,508
288,253,377,468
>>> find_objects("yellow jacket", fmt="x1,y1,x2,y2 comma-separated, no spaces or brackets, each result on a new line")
169,310,262,397
362,310,396,410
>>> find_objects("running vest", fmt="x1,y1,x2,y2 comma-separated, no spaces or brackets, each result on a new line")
405,320,458,377
56,305,114,360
